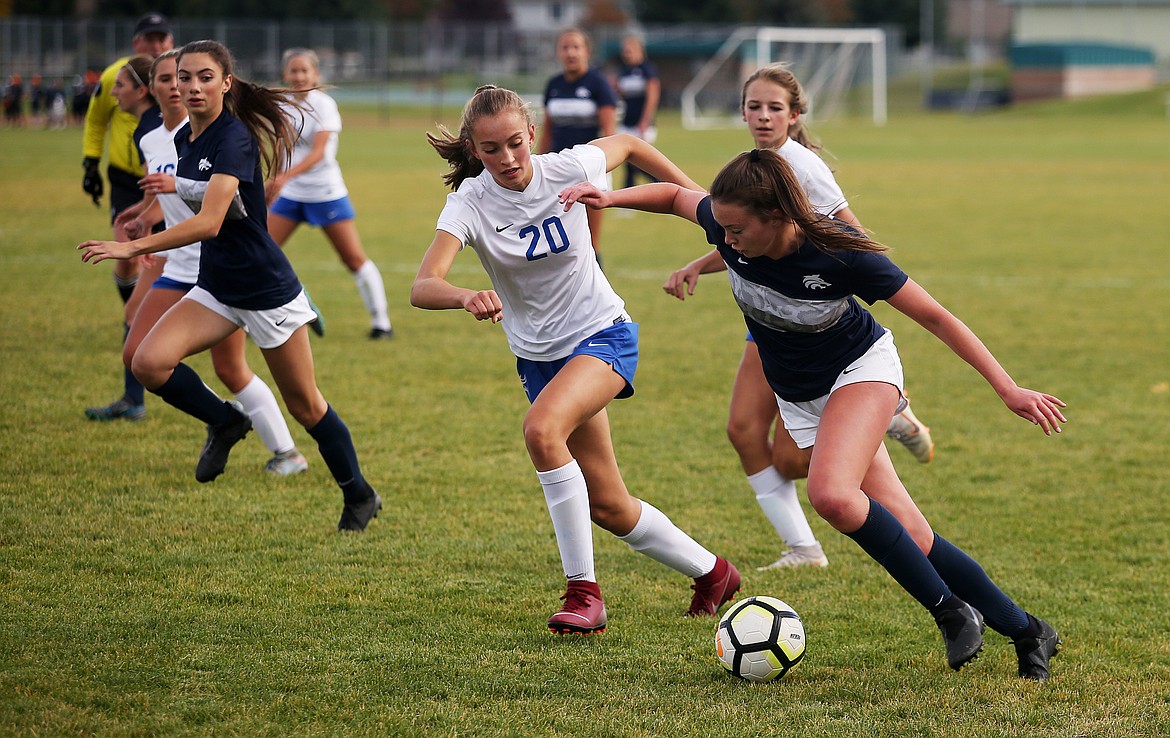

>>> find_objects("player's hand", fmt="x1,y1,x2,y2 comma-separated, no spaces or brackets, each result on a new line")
138,173,175,195
264,174,287,205
113,205,141,232
1000,386,1067,435
77,239,135,264
663,262,702,301
558,182,611,212
82,157,103,206
462,290,503,323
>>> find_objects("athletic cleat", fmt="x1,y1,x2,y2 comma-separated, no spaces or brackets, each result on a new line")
687,557,741,617
338,487,382,532
264,449,309,476
368,327,394,340
933,600,985,670
757,543,829,570
85,397,146,422
548,580,607,635
194,401,252,483
305,290,326,337
886,402,934,463
1014,617,1061,682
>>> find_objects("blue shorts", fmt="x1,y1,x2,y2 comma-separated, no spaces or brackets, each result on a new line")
152,275,194,292
269,196,356,227
517,321,639,404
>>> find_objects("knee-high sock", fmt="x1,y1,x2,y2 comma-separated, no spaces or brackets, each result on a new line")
538,460,595,583
234,375,295,455
121,322,144,405
152,363,233,426
928,533,1030,637
353,260,391,331
114,272,137,304
307,405,367,500
845,498,952,611
619,500,717,578
748,467,817,548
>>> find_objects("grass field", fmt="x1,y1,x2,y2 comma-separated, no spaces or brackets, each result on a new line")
2,88,1170,736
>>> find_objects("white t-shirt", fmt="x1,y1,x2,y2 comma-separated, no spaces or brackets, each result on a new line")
777,138,848,217
278,88,348,203
436,144,627,362
139,116,201,284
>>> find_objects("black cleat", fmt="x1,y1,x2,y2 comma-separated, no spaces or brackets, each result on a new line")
194,401,252,483
1014,617,1061,681
338,488,382,532
368,327,394,340
934,600,985,670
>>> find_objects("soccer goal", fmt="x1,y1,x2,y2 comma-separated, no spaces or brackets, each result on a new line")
681,26,888,129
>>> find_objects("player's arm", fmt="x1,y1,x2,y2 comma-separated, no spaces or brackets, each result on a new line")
537,111,553,154
410,230,502,323
588,134,702,191
597,103,617,137
663,249,726,301
886,278,1067,434
832,206,861,228
78,172,240,262
640,77,661,134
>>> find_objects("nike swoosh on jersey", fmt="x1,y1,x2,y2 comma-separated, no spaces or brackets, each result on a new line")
496,223,513,232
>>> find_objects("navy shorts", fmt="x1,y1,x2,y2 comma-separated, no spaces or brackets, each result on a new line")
108,166,145,223
269,195,356,226
517,320,639,404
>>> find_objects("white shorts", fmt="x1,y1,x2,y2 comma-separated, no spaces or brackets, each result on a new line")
183,286,317,350
776,329,908,449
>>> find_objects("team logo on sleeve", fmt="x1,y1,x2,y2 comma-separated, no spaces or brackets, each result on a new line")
802,275,831,290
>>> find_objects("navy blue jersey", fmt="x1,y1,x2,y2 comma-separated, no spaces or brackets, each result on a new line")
615,61,658,128
543,68,618,152
174,111,301,310
132,106,164,167
696,196,908,401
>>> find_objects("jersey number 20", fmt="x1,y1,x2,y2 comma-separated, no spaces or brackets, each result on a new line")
522,217,571,261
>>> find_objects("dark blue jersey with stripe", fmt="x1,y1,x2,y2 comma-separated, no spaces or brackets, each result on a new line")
615,61,658,127
543,68,618,153
174,110,301,310
696,196,908,401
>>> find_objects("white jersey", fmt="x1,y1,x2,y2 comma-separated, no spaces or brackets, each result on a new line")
278,89,348,203
777,138,848,217
139,116,201,284
436,144,627,362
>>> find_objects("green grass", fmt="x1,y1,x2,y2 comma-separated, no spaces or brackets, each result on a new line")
3,88,1170,736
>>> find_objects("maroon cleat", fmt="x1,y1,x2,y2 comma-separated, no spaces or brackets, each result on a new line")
687,557,741,617
548,580,607,635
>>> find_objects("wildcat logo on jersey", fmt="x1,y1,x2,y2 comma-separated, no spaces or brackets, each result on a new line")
803,275,831,290
198,158,212,171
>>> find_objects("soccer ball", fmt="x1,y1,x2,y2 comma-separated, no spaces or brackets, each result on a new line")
715,595,805,683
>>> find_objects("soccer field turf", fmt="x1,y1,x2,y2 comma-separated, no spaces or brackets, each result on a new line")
2,89,1169,736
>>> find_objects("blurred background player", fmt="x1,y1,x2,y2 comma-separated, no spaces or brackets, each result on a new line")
539,27,617,265
611,35,660,189
81,12,174,422
266,48,393,340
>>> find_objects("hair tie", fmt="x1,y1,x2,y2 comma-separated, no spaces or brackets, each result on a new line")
749,149,761,163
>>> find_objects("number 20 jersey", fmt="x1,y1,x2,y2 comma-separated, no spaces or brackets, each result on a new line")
436,144,626,362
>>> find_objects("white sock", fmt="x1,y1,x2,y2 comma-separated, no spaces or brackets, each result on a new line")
235,375,295,455
353,260,391,331
537,460,596,583
748,467,818,548
619,500,717,578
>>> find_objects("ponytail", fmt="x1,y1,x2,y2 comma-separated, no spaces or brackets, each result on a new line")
427,84,533,190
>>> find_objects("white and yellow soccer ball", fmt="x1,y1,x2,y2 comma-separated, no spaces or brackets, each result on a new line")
715,595,805,683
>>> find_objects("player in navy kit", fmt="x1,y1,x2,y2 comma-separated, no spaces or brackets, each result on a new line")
540,28,618,262
611,35,660,189
413,85,740,635
560,149,1065,679
78,40,379,532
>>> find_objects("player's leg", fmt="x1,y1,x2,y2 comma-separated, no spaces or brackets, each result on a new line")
260,326,378,531
210,329,307,476
321,217,392,338
729,341,825,569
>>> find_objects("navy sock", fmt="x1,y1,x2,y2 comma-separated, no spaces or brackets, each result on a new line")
845,498,951,611
122,323,145,406
115,276,136,304
927,534,1031,638
307,405,368,499
152,363,233,426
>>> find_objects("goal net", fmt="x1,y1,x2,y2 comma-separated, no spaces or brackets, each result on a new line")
681,26,887,129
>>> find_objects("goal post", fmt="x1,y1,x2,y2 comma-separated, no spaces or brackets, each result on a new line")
681,26,888,129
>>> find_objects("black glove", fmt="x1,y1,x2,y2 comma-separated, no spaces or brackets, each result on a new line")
82,157,102,206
